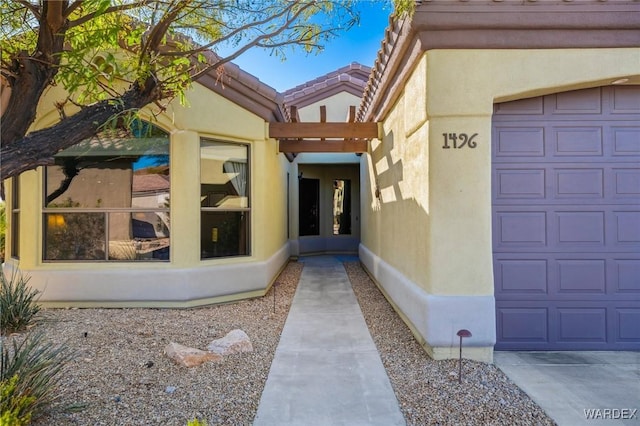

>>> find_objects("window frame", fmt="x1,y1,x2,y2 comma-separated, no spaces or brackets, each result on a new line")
200,138,251,259
10,177,20,260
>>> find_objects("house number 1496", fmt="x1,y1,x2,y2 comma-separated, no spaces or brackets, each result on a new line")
442,133,478,149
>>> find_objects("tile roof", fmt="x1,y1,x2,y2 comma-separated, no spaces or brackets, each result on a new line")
282,62,371,109
358,0,640,122
132,174,170,193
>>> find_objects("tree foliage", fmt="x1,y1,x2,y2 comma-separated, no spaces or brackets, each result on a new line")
0,0,369,180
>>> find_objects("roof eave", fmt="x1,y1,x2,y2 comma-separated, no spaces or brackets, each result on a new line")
359,0,640,123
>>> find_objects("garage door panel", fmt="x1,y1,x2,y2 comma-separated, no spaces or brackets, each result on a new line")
557,260,606,294
612,126,640,155
613,168,640,198
614,259,640,293
494,210,548,249
611,86,640,113
613,211,640,245
495,259,548,295
494,96,544,115
496,301,640,350
617,309,640,341
493,86,640,351
556,211,605,245
553,126,603,156
495,253,639,301
497,306,549,343
552,87,602,114
494,206,632,252
557,308,607,343
554,168,604,198
494,168,546,199
495,164,639,204
494,127,545,157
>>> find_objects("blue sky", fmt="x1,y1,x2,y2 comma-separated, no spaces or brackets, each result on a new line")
223,2,393,92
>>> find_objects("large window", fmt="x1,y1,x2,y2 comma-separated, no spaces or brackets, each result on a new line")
200,140,249,258
43,122,170,261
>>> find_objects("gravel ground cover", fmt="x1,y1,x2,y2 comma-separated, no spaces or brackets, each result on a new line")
25,260,554,425
31,261,303,426
344,262,555,426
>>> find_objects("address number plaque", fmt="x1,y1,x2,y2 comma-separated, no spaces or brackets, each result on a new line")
442,133,478,149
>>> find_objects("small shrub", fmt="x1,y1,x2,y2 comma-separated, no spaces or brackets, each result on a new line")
0,374,36,426
0,270,41,336
1,331,72,422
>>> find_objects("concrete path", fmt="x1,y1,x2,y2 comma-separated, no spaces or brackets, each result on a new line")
495,351,640,426
254,255,405,426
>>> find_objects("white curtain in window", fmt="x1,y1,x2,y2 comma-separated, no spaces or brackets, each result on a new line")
223,161,247,196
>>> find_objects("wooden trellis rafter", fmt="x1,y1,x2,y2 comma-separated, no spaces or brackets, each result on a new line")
270,106,379,157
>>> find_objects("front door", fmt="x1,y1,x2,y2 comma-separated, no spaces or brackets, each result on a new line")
295,164,361,255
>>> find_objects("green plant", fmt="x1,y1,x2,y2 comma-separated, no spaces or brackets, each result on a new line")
0,375,36,426
187,419,208,426
0,270,41,336
1,331,72,422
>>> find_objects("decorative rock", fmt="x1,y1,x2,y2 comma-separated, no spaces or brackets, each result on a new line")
164,342,222,367
207,329,253,355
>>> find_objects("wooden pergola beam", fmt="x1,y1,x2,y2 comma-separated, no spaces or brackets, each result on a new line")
269,122,379,139
278,139,368,153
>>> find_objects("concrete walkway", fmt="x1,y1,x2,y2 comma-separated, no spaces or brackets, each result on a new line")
495,351,640,426
254,255,405,426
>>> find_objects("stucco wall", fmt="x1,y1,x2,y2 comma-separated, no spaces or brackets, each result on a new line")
296,92,362,122
4,81,290,307
360,47,640,361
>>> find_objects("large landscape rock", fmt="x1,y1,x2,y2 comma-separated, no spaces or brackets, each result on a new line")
165,342,222,367
207,329,253,355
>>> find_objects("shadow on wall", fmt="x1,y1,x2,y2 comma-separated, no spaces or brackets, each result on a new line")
370,130,404,205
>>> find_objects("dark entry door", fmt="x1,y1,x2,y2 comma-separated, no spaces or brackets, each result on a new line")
299,178,320,236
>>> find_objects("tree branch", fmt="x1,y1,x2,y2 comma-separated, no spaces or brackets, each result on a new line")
15,0,41,20
140,1,190,57
45,0,66,33
189,2,320,80
160,1,302,57
63,1,83,19
0,77,162,180
68,0,152,28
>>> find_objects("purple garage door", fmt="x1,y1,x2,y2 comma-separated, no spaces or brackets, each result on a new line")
492,86,640,350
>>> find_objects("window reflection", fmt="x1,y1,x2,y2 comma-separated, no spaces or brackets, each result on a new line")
44,212,106,260
108,213,170,260
43,122,170,261
200,140,250,259
333,179,351,235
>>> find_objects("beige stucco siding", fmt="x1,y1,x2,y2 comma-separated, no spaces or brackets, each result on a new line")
297,92,362,122
361,47,640,361
5,79,289,307
362,55,431,293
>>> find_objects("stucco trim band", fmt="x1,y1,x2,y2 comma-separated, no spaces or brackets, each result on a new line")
6,243,290,308
359,244,496,362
